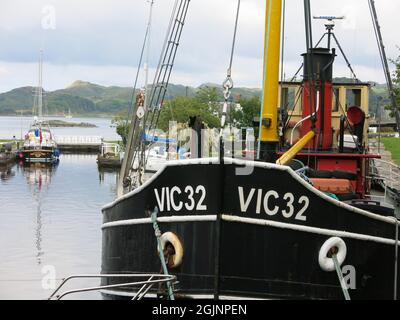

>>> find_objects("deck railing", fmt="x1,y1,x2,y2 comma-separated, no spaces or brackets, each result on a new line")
55,136,103,146
48,274,177,300
369,158,400,204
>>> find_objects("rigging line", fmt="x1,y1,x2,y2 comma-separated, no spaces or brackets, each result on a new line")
126,14,150,127
331,33,358,81
143,0,180,126
143,0,155,113
221,0,241,132
145,1,186,129
368,0,400,133
121,0,154,185
142,0,189,171
227,0,241,77
368,0,388,85
143,0,184,134
290,64,304,82
130,0,180,175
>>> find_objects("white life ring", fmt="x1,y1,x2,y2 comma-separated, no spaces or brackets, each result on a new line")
318,237,347,272
159,232,184,269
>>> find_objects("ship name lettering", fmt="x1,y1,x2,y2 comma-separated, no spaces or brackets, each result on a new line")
238,186,309,221
154,185,207,212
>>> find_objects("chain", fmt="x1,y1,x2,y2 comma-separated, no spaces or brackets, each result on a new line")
223,73,234,102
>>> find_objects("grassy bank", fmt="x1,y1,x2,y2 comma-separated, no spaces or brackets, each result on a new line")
382,137,400,165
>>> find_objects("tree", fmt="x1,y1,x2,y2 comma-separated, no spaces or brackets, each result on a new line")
111,110,130,147
195,86,222,115
230,96,261,128
386,53,400,117
157,96,221,131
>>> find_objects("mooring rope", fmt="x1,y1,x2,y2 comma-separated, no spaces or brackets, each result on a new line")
151,207,175,300
332,254,351,300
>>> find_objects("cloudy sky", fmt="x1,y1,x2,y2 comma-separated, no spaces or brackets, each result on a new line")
0,0,398,93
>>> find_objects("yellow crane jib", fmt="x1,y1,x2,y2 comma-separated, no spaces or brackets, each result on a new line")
260,0,282,144
276,131,316,166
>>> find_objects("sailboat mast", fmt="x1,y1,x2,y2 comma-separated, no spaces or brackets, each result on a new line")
38,50,43,120
143,0,154,112
258,0,282,161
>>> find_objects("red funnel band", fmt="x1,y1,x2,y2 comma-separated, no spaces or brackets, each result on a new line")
347,106,365,125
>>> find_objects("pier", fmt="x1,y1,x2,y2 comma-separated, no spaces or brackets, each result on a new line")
55,135,103,153
0,142,17,166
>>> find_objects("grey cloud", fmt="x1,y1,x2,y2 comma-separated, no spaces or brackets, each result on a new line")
0,0,398,92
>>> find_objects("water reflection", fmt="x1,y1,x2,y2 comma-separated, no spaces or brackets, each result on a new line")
98,167,119,194
0,164,16,181
21,163,58,265
0,154,118,299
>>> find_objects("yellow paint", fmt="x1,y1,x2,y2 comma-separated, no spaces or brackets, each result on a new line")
276,131,315,166
260,0,282,143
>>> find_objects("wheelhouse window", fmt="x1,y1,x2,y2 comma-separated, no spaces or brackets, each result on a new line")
281,86,297,111
346,88,362,110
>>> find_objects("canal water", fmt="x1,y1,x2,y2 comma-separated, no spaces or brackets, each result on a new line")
0,154,119,300
0,116,120,141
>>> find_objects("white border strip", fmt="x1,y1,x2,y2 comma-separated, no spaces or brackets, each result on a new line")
102,215,217,229
100,289,264,300
102,213,398,246
221,215,399,246
102,157,398,226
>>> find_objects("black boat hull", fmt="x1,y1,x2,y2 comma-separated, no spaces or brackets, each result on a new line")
102,158,400,299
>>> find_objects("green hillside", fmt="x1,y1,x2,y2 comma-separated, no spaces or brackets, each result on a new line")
0,86,36,114
0,79,392,116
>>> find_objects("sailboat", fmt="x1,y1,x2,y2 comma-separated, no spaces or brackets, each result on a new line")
101,0,400,300
65,108,73,119
19,51,60,164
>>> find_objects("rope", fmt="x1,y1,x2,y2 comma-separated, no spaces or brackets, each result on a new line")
332,254,351,300
151,208,175,300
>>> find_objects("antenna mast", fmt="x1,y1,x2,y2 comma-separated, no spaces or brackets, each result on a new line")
313,16,344,50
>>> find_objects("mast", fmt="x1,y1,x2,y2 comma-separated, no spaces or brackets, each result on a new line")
38,50,44,120
368,0,400,134
118,0,155,197
258,0,282,161
143,0,154,113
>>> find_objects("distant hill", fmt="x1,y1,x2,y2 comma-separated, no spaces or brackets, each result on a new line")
0,79,390,116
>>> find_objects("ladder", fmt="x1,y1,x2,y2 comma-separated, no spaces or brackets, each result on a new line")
120,0,191,194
